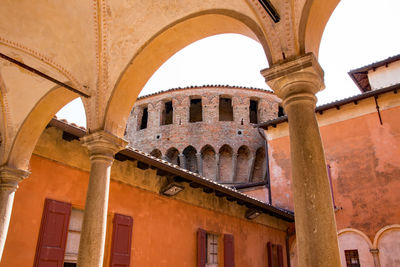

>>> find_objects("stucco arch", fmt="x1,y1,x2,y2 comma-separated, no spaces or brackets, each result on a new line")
373,224,400,248
299,0,340,57
337,228,374,267
5,87,81,170
105,10,271,138
373,225,400,266
338,228,373,248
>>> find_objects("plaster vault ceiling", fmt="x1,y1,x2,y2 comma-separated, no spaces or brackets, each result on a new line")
0,0,339,169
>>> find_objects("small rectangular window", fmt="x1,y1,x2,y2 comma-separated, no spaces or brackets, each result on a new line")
162,101,173,125
190,98,202,122
345,250,360,267
249,100,258,123
219,97,233,121
206,233,218,266
140,107,148,129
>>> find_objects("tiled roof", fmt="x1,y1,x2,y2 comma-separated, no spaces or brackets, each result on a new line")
348,54,400,93
258,83,400,129
47,118,294,222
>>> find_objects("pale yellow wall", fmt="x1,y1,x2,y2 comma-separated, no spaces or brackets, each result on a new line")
368,60,400,90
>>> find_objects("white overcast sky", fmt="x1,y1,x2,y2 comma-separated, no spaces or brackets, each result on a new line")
57,0,400,127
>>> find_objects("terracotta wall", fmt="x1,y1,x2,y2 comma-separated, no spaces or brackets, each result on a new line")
2,154,288,266
267,104,400,240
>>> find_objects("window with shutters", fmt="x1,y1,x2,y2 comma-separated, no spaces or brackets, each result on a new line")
64,209,84,266
34,199,72,267
206,234,218,267
267,242,284,267
345,250,360,267
198,229,234,267
110,214,133,267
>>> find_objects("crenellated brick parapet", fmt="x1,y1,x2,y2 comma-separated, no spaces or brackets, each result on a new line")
125,85,280,184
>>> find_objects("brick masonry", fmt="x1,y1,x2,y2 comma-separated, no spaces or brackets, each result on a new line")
125,85,280,184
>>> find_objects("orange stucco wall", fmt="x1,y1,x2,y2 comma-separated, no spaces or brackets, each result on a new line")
2,154,288,267
268,105,400,240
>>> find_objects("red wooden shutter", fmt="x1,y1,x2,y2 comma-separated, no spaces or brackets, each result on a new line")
277,244,284,267
267,242,273,267
34,198,71,267
110,213,133,267
197,228,206,267
224,234,235,267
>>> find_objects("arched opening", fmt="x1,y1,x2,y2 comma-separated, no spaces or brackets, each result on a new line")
235,146,250,182
150,149,162,159
165,147,180,166
337,229,374,267
201,145,216,180
105,11,271,138
56,98,87,128
373,225,400,266
218,145,233,182
183,146,198,173
300,0,340,58
6,87,82,170
251,147,265,182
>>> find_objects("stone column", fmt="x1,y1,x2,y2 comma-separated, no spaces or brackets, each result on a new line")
248,156,255,182
261,53,341,267
231,152,238,182
78,131,127,267
0,166,29,261
370,249,381,267
196,152,203,176
215,154,220,181
179,154,186,169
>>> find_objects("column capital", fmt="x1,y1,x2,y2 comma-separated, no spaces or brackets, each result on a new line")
261,53,324,107
370,248,379,254
81,131,127,161
0,166,30,192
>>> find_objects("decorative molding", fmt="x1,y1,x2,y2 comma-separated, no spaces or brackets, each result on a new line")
337,228,373,248
0,37,83,92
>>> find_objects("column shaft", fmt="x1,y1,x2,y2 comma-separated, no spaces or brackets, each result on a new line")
232,153,237,182
78,131,126,267
262,53,341,267
0,166,29,261
179,154,186,169
370,249,381,267
196,152,203,176
215,154,220,181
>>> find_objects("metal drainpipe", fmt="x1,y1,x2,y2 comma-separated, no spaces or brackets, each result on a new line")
257,127,272,204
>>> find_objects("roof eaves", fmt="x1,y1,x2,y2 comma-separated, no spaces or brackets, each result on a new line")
258,83,400,129
47,118,294,222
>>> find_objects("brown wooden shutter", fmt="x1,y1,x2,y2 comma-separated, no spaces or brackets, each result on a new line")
197,228,206,267
277,244,284,267
34,198,71,267
224,234,235,267
110,213,133,267
267,242,273,267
